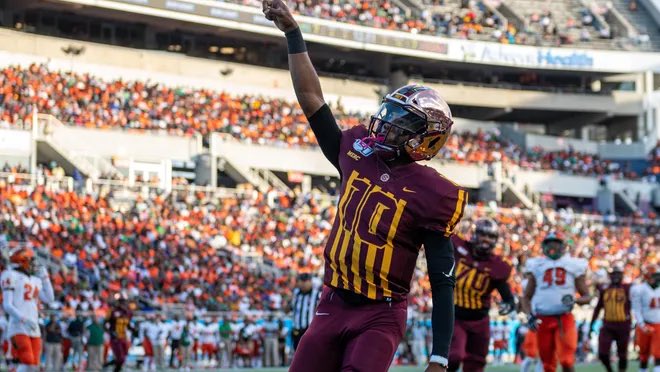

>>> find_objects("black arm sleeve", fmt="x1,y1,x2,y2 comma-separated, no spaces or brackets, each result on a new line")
495,279,515,306
307,104,342,176
424,230,456,358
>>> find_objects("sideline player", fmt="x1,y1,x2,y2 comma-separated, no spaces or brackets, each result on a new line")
263,1,467,370
104,293,134,372
631,265,660,372
521,233,592,372
589,264,632,372
448,218,515,372
200,317,220,367
140,313,157,371
1,246,55,372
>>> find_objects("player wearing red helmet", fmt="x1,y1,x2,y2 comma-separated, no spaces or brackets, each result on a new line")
1,246,54,372
522,233,592,372
263,2,467,371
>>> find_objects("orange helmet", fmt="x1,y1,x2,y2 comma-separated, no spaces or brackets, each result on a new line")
10,247,35,273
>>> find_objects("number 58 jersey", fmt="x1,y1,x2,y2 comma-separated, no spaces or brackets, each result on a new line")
525,255,588,316
0,269,43,338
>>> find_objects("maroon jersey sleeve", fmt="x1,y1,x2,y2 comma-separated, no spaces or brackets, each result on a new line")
489,257,513,282
420,171,468,237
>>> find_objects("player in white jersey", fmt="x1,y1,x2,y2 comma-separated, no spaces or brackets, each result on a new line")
140,314,157,371
0,313,8,368
0,247,54,372
521,233,592,372
188,316,201,364
199,318,220,367
631,265,660,372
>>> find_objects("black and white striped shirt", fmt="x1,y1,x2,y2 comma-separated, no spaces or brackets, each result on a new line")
292,286,321,331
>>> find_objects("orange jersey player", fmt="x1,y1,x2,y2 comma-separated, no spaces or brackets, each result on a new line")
521,233,593,372
1,247,55,372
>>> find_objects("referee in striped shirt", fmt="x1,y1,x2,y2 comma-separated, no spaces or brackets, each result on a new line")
290,273,321,351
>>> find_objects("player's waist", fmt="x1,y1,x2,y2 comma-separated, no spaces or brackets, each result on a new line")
331,287,405,306
455,306,489,321
603,319,631,325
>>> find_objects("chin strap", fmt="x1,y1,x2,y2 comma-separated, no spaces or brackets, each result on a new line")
360,135,400,160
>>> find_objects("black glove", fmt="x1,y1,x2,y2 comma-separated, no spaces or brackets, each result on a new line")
527,314,541,332
498,302,514,316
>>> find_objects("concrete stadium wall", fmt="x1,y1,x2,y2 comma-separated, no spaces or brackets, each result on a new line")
418,81,643,115
47,125,202,162
210,133,488,188
509,169,656,203
0,129,32,157
211,133,657,199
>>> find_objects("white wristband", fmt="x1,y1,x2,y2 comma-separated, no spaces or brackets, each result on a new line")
429,355,448,367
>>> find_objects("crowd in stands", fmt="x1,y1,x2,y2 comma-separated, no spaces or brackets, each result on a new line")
441,131,659,181
222,0,630,48
0,184,331,314
0,182,657,317
1,64,656,182
0,176,657,368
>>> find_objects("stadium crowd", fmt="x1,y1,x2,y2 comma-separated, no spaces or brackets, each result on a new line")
0,180,657,369
223,0,614,48
1,64,657,182
0,183,657,316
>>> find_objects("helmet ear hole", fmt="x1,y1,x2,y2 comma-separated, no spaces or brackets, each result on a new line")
428,136,440,148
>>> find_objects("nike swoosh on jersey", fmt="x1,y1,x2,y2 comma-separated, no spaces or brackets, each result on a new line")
315,312,330,316
442,261,456,277
402,187,416,193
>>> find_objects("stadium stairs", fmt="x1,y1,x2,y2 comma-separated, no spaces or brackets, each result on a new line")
214,134,292,193
610,0,660,50
34,113,123,180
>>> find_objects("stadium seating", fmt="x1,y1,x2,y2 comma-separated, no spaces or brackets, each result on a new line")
219,0,660,50
1,182,656,315
1,64,655,181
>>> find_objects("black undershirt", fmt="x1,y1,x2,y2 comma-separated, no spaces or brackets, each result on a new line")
307,104,456,358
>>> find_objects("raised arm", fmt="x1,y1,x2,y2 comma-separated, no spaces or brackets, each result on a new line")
263,0,325,117
263,0,342,174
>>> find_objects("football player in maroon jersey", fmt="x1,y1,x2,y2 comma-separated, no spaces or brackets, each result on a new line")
448,218,515,372
263,1,467,371
589,264,632,372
